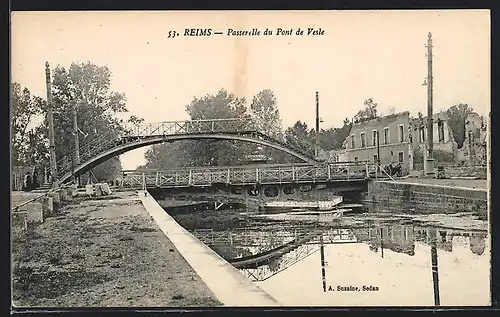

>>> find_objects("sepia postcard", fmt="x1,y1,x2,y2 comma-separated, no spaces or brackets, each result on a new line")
10,10,491,309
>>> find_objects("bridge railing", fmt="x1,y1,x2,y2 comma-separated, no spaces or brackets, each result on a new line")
121,161,373,188
55,118,262,180
122,118,259,137
55,116,356,183
56,129,119,179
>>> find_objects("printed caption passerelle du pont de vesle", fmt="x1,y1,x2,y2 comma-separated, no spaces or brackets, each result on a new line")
167,27,325,38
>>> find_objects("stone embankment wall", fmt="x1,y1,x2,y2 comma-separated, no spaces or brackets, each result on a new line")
443,166,487,179
364,180,487,217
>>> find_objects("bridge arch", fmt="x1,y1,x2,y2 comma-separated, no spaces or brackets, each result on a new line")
58,133,318,184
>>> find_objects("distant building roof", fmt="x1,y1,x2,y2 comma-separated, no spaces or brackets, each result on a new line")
352,111,410,127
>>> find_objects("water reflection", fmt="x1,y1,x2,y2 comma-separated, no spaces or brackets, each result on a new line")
167,205,489,306
195,223,489,306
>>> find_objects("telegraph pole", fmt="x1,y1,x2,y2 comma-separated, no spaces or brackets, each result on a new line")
45,62,58,188
315,91,320,159
424,32,436,177
376,130,381,172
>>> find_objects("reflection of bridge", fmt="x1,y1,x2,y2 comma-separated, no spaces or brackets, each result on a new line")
193,228,357,248
193,228,358,281
239,243,320,281
55,118,320,184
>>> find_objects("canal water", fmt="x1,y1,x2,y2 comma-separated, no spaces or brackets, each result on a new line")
164,205,490,307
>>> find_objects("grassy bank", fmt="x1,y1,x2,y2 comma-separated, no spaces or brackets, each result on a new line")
11,191,222,308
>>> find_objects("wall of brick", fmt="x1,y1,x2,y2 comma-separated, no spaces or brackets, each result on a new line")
364,180,487,217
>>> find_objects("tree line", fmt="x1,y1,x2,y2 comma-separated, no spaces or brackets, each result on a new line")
12,62,136,185
12,61,481,185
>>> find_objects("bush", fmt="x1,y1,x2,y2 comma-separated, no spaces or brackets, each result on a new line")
434,150,455,163
413,148,454,164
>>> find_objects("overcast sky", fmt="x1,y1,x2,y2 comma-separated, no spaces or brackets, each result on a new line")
11,10,490,169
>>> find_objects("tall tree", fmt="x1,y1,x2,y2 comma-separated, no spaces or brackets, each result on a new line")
250,89,283,139
144,89,255,168
318,119,352,151
284,121,315,156
186,89,248,120
354,97,378,123
144,141,191,170
45,62,129,182
336,118,353,149
446,103,474,149
11,83,46,168
249,89,290,163
184,89,253,166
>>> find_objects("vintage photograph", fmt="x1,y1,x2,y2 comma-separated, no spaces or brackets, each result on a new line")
11,10,490,308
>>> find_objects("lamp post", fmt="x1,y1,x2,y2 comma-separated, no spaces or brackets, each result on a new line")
315,91,320,159
376,130,381,172
424,32,436,177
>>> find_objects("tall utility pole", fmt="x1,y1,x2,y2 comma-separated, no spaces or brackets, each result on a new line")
315,91,320,159
376,130,381,171
45,62,58,188
424,32,436,177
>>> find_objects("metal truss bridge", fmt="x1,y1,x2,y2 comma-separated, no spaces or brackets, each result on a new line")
121,161,375,189
54,118,320,185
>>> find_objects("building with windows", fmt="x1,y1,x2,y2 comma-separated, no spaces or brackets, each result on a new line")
409,111,457,157
336,109,486,172
342,111,413,170
463,112,487,165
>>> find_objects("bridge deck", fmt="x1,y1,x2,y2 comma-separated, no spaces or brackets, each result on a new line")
122,162,373,188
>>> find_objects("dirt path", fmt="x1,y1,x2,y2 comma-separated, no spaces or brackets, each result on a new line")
12,190,222,308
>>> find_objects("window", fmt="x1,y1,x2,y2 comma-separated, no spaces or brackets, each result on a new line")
398,152,404,163
354,156,358,162
350,134,355,149
438,119,445,142
373,154,378,163
372,130,377,146
360,132,366,148
469,130,475,144
419,127,425,143
398,125,404,143
383,127,389,145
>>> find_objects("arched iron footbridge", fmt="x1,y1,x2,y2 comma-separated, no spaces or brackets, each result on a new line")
54,118,320,185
